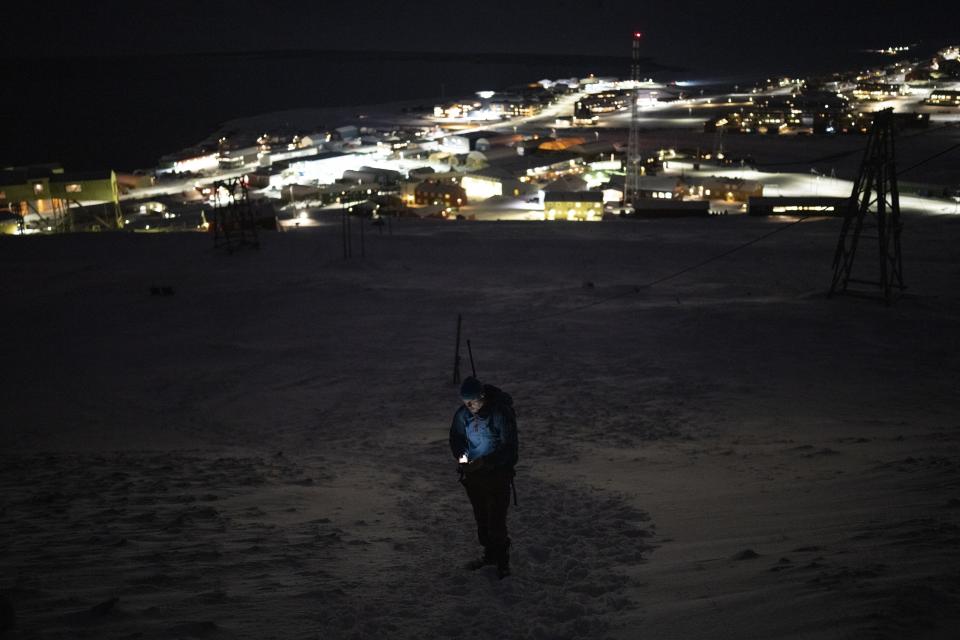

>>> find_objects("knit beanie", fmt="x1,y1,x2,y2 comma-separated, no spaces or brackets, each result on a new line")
459,376,484,400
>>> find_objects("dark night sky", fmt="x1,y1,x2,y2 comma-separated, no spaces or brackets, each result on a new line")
3,0,956,170
4,1,955,73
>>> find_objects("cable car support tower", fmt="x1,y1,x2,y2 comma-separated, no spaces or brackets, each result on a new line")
211,177,260,253
829,108,904,304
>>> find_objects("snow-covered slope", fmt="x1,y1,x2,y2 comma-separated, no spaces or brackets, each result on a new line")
1,213,959,639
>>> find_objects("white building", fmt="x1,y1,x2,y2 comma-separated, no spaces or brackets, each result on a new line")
156,151,219,175
272,152,363,189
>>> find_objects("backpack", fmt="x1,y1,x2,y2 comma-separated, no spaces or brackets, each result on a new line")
483,384,519,468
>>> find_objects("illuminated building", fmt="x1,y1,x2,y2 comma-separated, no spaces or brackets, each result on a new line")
574,90,630,124
573,100,598,125
748,196,849,216
0,166,122,231
219,146,260,170
852,82,906,100
460,170,527,200
542,191,603,221
342,166,402,186
245,167,275,189
433,101,502,121
635,176,683,200
414,180,467,207
282,152,361,187
442,131,504,154
157,149,219,175
939,46,960,61
484,151,585,181
260,146,321,166
926,89,960,106
694,177,763,203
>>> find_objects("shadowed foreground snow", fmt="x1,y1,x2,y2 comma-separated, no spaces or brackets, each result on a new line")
1,214,959,639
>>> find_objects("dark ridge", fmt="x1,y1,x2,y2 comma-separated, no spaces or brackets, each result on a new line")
2,48,683,72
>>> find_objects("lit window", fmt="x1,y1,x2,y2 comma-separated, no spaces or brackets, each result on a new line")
66,184,82,193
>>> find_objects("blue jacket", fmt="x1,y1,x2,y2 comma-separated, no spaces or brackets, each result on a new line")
449,386,519,470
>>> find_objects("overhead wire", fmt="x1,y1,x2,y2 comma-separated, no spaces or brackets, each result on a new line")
896,140,960,177
489,211,817,329
462,115,960,332
479,131,960,330
752,121,959,169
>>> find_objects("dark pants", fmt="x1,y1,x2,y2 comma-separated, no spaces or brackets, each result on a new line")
462,467,512,559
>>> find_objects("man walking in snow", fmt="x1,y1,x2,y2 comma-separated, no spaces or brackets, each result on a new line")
449,376,519,579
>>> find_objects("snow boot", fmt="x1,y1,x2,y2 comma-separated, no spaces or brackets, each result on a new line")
464,549,495,571
495,541,511,579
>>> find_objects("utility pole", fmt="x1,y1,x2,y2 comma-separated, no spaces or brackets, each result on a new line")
452,314,462,384
829,108,904,304
624,31,643,210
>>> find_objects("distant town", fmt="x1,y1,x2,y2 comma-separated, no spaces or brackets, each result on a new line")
2,43,959,235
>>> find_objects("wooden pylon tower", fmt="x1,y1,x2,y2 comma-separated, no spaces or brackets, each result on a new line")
212,177,260,253
829,108,904,304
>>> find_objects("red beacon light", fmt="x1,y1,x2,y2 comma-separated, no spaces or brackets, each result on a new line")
633,31,643,39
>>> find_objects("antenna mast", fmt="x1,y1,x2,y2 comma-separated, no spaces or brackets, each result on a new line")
624,31,643,210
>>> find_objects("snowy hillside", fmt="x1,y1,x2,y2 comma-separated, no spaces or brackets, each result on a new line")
2,213,959,639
